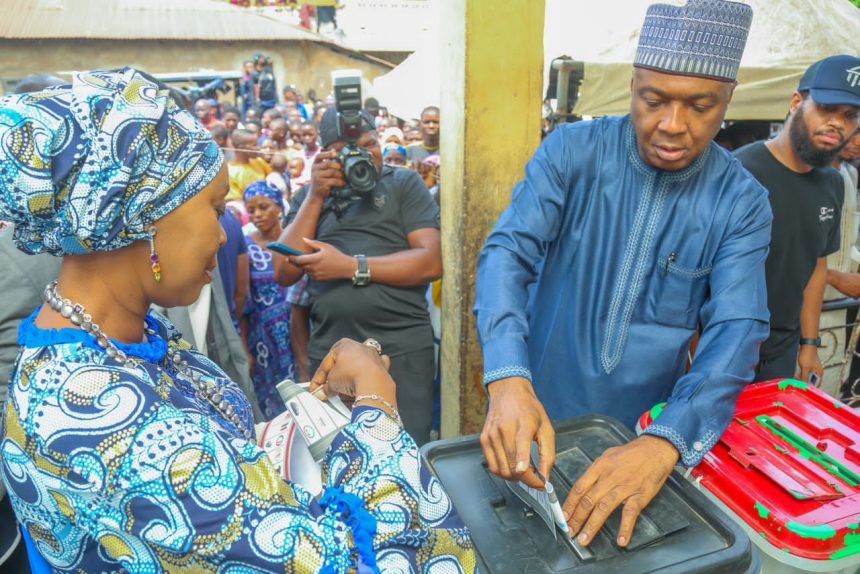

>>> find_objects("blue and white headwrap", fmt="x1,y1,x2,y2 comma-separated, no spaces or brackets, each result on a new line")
242,181,284,210
382,143,407,159
0,67,223,255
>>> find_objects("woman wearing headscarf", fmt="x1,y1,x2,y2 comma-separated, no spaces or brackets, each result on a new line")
242,181,295,418
0,68,475,573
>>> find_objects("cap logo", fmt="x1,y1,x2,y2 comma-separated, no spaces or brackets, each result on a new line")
847,66,860,88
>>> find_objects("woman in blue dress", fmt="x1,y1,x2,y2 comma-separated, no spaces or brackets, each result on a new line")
242,181,295,418
0,68,476,573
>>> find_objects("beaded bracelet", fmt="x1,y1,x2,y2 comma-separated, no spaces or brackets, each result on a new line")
353,394,402,427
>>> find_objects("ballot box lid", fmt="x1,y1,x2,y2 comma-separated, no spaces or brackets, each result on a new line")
689,380,860,563
421,415,758,573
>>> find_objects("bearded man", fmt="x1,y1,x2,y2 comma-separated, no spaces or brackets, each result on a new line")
736,54,860,383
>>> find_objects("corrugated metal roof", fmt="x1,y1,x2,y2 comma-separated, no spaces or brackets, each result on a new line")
0,0,325,41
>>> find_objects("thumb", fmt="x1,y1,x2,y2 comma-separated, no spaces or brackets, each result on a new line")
302,237,325,250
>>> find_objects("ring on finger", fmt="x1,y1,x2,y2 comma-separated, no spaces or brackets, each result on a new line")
363,338,383,355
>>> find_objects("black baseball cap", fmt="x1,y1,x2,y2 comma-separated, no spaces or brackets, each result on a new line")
798,55,860,108
319,107,376,148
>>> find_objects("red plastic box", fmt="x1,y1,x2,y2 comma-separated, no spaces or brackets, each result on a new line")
640,380,860,572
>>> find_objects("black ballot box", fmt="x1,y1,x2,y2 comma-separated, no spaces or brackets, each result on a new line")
420,415,760,574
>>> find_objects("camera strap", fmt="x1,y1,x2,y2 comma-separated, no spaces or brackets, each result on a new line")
324,194,361,220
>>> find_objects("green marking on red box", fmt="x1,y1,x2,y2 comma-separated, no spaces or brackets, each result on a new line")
831,533,860,560
777,379,808,391
687,379,860,566
786,521,837,540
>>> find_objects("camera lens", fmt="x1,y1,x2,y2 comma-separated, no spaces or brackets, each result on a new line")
344,155,377,193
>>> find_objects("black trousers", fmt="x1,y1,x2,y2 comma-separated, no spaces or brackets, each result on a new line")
311,346,435,446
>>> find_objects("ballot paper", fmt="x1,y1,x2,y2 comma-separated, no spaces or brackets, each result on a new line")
506,478,595,561
256,380,352,496
506,480,558,540
278,380,351,462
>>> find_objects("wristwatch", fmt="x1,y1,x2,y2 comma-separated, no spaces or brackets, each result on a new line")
799,337,822,347
353,254,371,287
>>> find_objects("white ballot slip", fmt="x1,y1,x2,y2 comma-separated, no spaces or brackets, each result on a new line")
256,379,354,496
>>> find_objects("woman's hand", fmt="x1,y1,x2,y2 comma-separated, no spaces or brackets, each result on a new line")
307,338,394,401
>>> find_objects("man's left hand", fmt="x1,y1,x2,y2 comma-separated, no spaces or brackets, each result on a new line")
797,345,823,386
562,435,679,547
291,238,355,282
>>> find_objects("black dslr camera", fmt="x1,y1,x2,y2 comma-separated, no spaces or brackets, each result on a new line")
331,73,378,200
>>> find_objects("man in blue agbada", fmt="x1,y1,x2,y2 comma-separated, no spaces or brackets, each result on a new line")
475,0,772,549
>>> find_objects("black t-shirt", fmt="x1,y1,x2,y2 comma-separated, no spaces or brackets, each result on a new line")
252,70,277,102
735,141,844,360
286,166,440,361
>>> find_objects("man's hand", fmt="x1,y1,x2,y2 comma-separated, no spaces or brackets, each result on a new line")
290,238,355,282
480,377,555,489
562,435,678,547
826,269,860,299
309,150,346,201
797,345,823,385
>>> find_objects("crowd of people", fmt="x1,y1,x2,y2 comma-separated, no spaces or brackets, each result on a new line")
180,54,445,439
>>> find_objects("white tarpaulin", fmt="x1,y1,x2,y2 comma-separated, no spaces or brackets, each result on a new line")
370,47,439,121
545,0,860,119
372,0,860,121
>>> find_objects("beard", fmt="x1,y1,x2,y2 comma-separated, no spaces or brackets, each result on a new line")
789,104,845,168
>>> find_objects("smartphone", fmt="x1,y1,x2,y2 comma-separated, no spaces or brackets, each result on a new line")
808,372,820,387
267,242,305,257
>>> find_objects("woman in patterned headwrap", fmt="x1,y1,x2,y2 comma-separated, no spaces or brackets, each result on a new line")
0,68,476,573
241,181,295,419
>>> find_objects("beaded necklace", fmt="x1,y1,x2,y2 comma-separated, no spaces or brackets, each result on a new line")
43,281,252,440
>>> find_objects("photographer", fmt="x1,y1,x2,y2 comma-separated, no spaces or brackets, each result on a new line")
272,105,442,445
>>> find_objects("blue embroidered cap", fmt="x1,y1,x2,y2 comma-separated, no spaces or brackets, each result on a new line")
634,0,753,82
798,55,860,109
0,67,223,256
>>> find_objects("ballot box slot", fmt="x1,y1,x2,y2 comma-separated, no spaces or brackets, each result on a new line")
422,415,759,573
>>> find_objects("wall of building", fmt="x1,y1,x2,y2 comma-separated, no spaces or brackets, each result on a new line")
0,39,390,97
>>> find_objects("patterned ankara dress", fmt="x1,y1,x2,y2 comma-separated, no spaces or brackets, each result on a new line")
0,308,477,573
245,238,295,419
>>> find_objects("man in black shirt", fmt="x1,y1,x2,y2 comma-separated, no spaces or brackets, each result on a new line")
252,53,278,112
736,55,860,383
273,108,442,444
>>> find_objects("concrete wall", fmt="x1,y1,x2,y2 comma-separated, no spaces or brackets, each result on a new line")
0,39,390,98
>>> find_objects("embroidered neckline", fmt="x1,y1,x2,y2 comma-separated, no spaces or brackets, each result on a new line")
624,115,711,182
18,305,169,363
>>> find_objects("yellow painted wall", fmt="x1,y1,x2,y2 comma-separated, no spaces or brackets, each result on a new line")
0,39,389,97
440,0,545,436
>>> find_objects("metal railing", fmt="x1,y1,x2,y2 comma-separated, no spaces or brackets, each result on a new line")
819,297,860,407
